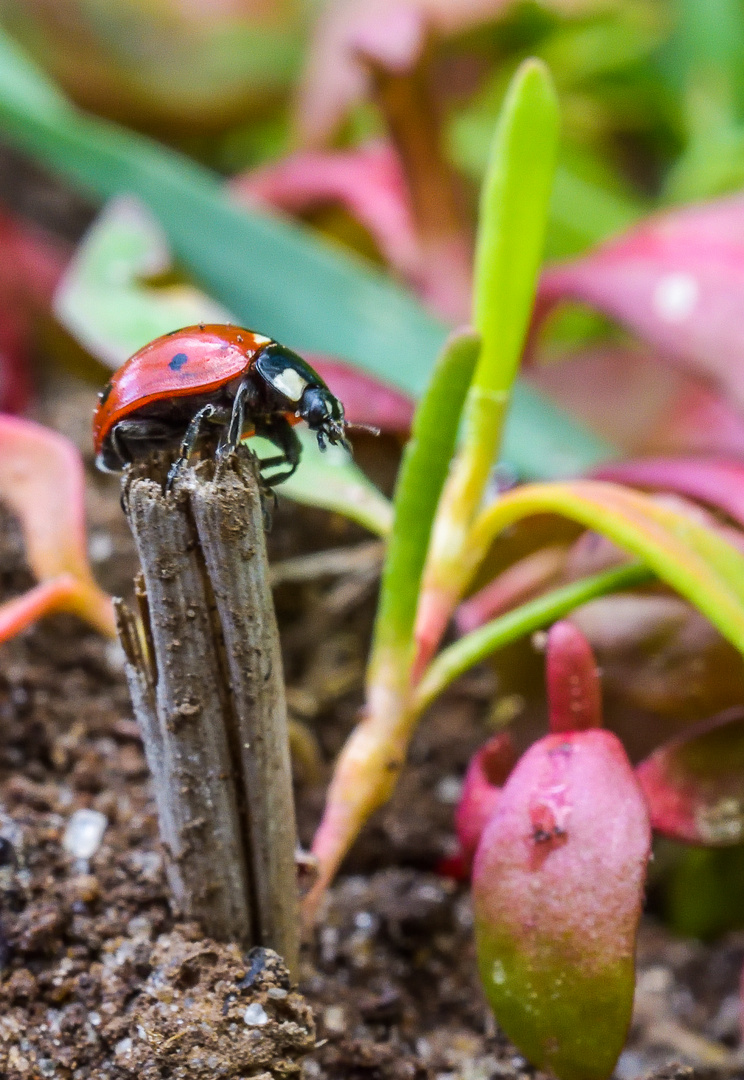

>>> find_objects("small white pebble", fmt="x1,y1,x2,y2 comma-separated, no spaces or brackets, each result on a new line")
636,964,672,995
435,776,463,805
62,809,107,861
353,911,375,931
127,916,151,940
267,987,288,1000
88,532,114,563
115,1038,133,1057
104,641,127,673
323,1005,346,1034
243,1003,269,1026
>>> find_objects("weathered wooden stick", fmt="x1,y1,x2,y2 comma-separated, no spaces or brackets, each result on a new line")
115,448,299,974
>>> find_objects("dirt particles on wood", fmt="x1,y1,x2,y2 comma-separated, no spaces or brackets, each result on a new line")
0,387,743,1080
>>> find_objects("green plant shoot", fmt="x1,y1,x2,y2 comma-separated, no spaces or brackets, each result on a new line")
417,60,560,670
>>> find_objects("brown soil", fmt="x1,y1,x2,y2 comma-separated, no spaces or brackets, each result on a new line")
0,384,742,1080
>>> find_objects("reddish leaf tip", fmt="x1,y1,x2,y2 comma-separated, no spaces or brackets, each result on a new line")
546,620,602,734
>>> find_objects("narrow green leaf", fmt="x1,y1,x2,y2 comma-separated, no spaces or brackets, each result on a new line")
472,58,560,398
413,564,651,716
417,61,560,668
371,331,480,663
0,27,614,480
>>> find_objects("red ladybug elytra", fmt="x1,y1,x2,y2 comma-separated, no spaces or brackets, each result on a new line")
92,324,348,486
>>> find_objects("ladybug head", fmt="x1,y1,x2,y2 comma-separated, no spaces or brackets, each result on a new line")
300,386,349,452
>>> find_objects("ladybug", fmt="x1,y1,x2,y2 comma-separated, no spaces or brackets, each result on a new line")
93,324,348,486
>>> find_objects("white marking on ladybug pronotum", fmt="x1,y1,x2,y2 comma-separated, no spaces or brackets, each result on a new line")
252,334,272,347
272,367,308,401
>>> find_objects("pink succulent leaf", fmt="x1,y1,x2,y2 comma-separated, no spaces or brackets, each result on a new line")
0,575,110,643
528,345,744,459
537,194,744,410
455,732,515,872
308,354,414,432
230,141,422,283
473,730,651,1080
636,707,744,846
454,545,567,635
593,458,744,531
230,143,472,321
649,379,744,459
546,620,602,734
0,415,115,641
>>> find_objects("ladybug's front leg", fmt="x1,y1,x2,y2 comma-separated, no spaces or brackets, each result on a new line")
255,416,302,486
166,402,230,489
217,376,261,459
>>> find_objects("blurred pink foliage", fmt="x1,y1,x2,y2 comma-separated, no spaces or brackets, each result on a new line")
593,458,744,530
537,194,744,409
0,415,115,643
0,207,67,412
231,138,472,319
528,345,744,460
230,142,421,296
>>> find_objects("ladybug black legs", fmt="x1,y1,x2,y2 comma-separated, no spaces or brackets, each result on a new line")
166,403,230,490
255,416,302,486
218,376,255,457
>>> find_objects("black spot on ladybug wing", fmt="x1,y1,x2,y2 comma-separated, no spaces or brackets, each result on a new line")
169,352,189,371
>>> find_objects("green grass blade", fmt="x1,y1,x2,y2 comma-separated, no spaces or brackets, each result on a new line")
370,331,480,668
0,27,615,480
473,58,560,398
462,58,560,484
413,563,652,716
418,62,561,665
